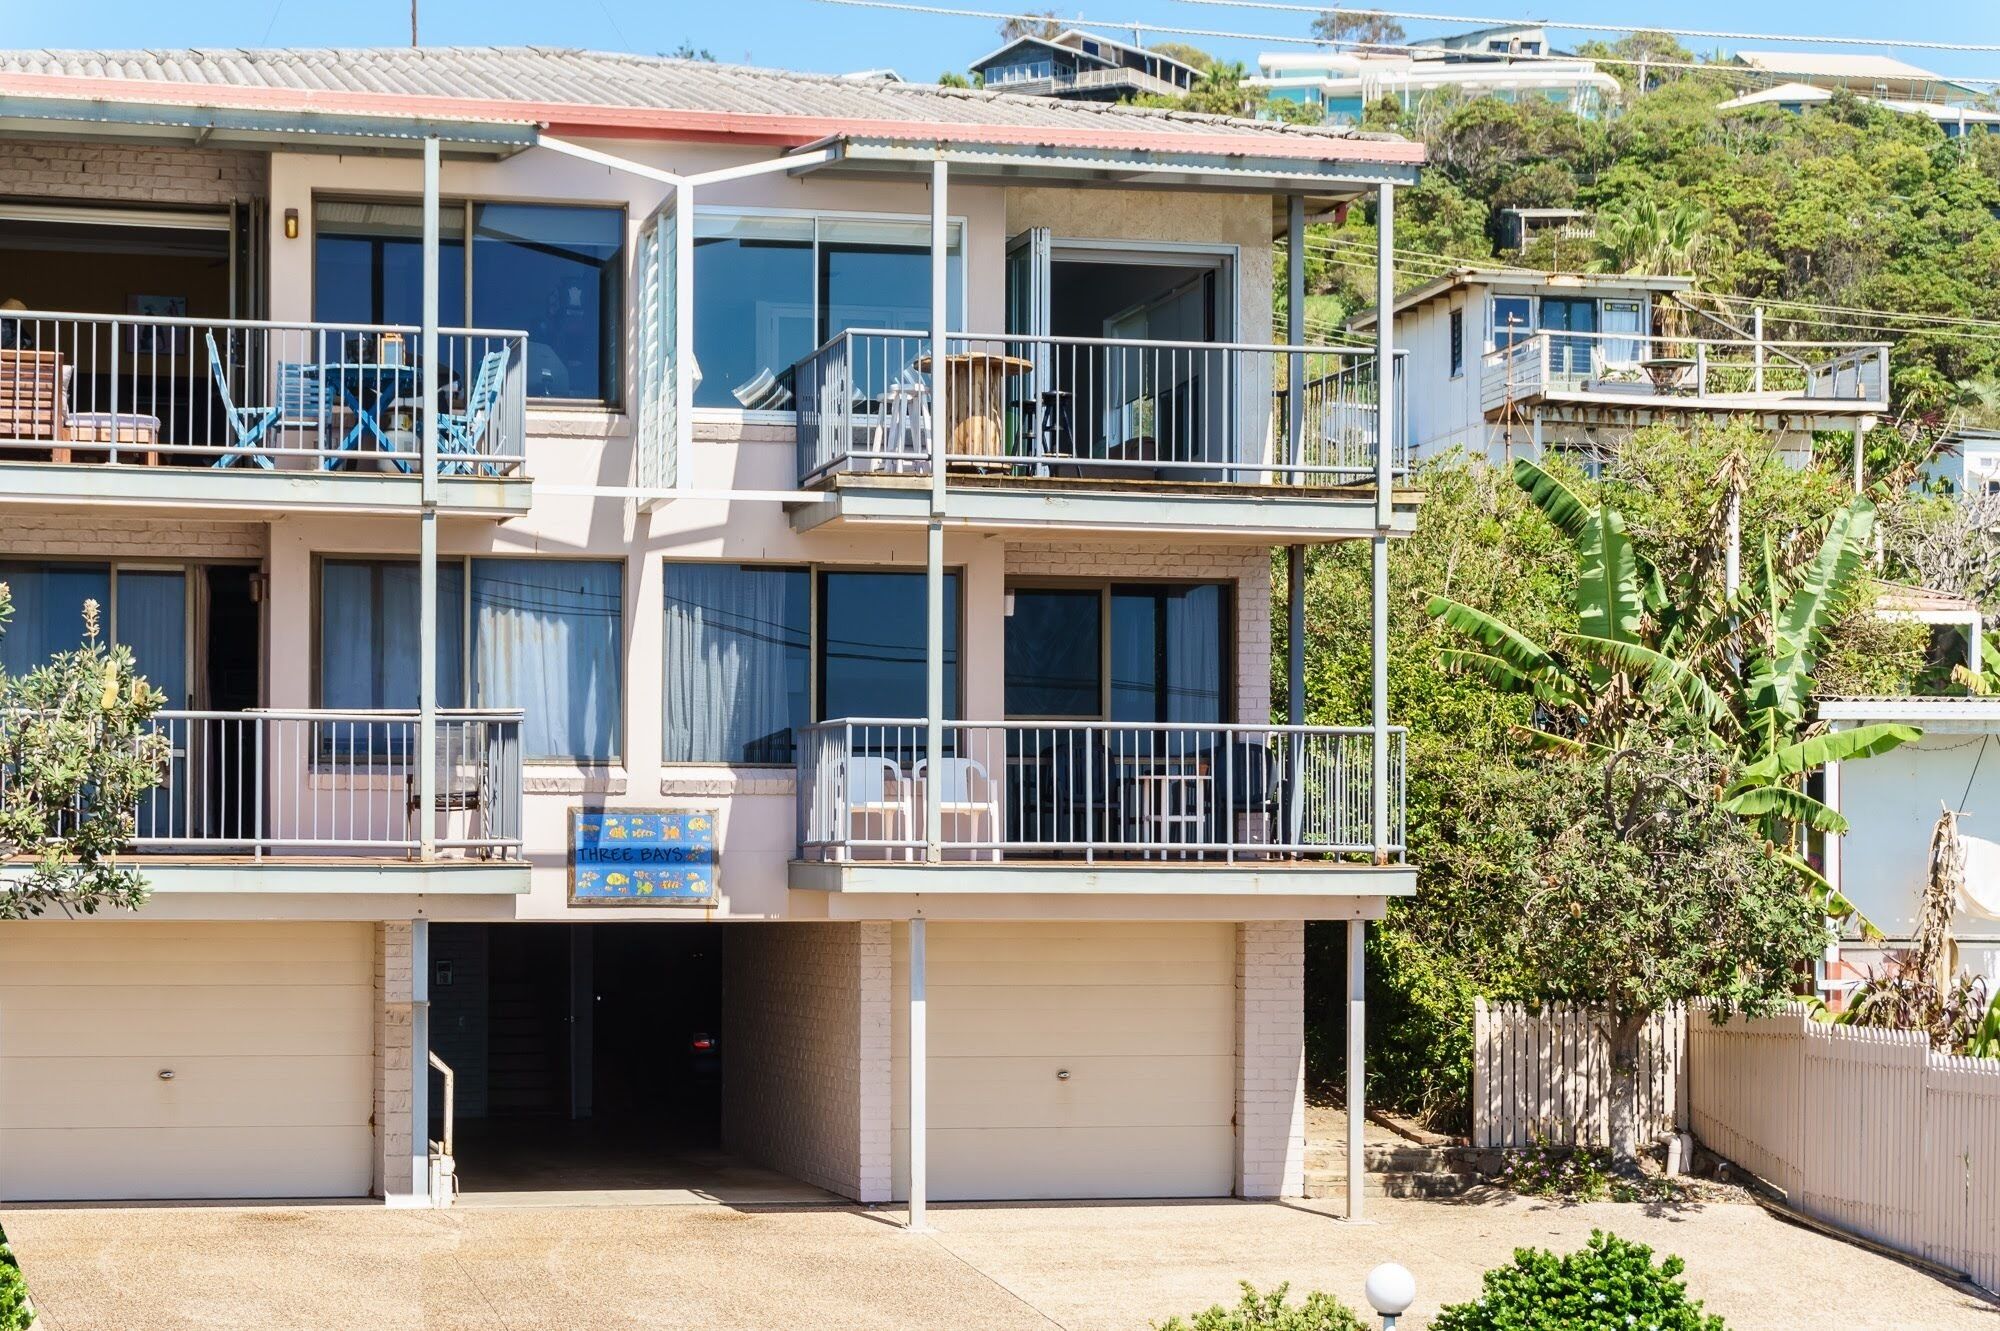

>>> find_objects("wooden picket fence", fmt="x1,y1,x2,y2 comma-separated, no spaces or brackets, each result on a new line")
1688,1004,2000,1294
1471,999,1687,1149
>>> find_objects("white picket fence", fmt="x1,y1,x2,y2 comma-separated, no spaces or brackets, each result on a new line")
1471,999,1687,1149
1688,1005,2000,1293
1472,998,2000,1293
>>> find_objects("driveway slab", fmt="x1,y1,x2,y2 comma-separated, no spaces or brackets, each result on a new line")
5,1193,1994,1331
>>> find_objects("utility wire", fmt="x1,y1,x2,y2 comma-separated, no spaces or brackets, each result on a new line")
1169,0,2000,56
805,0,2000,85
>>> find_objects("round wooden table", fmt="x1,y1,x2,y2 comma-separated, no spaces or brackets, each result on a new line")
914,350,1034,464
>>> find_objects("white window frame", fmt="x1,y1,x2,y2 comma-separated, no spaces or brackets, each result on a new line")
688,203,969,425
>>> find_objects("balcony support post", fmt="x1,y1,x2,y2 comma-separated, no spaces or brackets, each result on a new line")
418,134,441,861
1345,915,1366,1221
1286,194,1305,475
409,917,432,1203
1853,414,1873,496
1286,546,1306,850
908,915,929,1230
925,157,949,862
1371,183,1394,865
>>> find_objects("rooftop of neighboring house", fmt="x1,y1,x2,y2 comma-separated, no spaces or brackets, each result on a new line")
1348,268,1695,329
969,29,1205,81
0,45,1421,166
1730,51,1982,103
1718,82,2000,127
1873,581,1986,619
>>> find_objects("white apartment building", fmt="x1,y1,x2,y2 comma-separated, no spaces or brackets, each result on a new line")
0,48,1421,1217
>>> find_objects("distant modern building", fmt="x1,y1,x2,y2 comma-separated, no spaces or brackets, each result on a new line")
1718,81,2000,138
1250,25,1621,126
969,28,1202,101
1729,52,1986,105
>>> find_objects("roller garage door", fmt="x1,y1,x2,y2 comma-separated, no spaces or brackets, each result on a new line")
0,922,375,1201
894,922,1235,1200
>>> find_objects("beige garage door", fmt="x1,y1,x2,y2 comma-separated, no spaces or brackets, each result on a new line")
893,922,1235,1201
0,922,375,1201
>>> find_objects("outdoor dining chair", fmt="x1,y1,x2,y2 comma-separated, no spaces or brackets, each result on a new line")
841,757,914,862
206,331,281,470
436,347,510,476
914,755,1002,862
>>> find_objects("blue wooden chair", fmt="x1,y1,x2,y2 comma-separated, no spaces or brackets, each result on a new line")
206,331,281,470
435,347,510,476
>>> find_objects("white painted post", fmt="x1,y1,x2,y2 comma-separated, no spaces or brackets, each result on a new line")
409,917,431,1201
1753,306,1766,394
909,916,929,1230
1372,183,1394,866
417,136,440,859
1346,916,1366,1221
1853,414,1873,495
925,158,948,862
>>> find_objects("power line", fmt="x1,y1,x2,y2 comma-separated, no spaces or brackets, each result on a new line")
806,0,2000,86
1168,0,2000,56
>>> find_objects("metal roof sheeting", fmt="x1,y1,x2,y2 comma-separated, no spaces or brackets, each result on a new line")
0,46,1417,159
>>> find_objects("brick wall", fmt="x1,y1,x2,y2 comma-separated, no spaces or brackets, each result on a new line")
721,922,891,1201
0,513,266,561
374,922,416,1201
0,141,265,206
1234,920,1306,1198
1005,541,1273,723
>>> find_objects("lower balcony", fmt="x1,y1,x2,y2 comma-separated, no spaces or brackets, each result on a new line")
112,708,528,894
790,718,1411,898
0,311,531,515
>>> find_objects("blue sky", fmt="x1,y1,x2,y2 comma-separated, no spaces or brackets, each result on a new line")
1,0,1995,86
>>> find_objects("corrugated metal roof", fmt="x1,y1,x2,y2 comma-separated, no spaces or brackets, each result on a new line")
0,46,1408,150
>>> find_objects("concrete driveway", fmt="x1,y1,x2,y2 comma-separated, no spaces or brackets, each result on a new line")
6,1193,1996,1331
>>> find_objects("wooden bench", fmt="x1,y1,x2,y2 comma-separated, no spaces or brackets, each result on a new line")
0,349,67,457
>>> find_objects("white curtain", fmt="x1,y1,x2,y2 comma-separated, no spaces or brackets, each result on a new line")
1164,584,1225,723
662,564,810,764
472,559,621,761
0,562,109,675
319,560,464,710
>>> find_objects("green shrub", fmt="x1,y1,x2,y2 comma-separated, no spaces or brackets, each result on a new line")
1430,1231,1726,1331
1154,1281,1365,1331
0,1239,31,1331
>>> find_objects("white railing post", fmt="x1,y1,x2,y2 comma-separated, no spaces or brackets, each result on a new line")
924,158,949,863
908,914,929,1230
417,136,441,861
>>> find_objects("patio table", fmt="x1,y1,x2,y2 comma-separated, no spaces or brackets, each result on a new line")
305,362,451,472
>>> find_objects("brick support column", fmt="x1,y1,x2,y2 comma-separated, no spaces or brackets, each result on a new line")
373,922,418,1202
857,921,894,1203
1235,920,1307,1198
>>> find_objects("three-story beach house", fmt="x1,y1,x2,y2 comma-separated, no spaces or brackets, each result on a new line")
0,47,1420,1217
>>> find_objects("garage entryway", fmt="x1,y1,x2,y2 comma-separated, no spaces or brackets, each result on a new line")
0,921,374,1201
893,921,1236,1201
430,922,831,1205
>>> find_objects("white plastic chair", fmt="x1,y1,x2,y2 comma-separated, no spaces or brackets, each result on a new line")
873,369,932,474
844,757,913,861
915,756,1002,861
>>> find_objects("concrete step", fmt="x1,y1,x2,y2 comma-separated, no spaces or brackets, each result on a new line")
1304,1143,1464,1174
1304,1170,1482,1200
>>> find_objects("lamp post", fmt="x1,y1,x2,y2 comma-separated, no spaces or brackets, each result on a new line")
1364,1263,1416,1330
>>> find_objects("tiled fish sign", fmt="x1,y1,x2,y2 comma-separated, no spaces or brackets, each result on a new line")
570,807,718,906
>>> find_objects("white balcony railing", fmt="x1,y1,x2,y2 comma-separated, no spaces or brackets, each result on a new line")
796,718,1405,862
794,329,1408,488
124,709,524,858
0,311,529,476
1481,330,1890,414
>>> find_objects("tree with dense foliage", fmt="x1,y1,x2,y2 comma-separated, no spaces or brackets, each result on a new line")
1309,8,1405,51
1156,1282,1365,1331
1148,41,1212,73
998,11,1060,40
0,585,169,920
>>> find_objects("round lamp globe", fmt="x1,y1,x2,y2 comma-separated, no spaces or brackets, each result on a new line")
1364,1263,1416,1317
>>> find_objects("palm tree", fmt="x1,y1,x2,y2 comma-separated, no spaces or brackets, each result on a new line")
1587,197,1710,278
1427,459,1917,910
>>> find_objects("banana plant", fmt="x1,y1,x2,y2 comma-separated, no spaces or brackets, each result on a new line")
1427,458,1920,841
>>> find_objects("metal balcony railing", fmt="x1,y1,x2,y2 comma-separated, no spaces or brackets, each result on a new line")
794,329,1408,488
125,709,525,858
796,718,1405,863
1481,330,1890,414
0,311,529,477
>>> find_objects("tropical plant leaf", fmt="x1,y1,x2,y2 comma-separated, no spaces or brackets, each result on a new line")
1970,989,2000,1058
1721,784,1849,833
1426,596,1564,680
1511,457,1592,538
1738,723,1922,781
1437,648,1534,693
1574,504,1646,650
1564,632,1736,734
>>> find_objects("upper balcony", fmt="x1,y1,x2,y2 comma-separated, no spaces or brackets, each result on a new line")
786,330,1417,543
1482,329,1890,427
0,310,532,516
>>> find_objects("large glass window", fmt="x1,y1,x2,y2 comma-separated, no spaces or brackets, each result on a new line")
1491,294,1533,349
319,557,622,761
1110,584,1229,724
663,564,811,764
692,212,963,410
1005,587,1102,718
817,570,960,721
314,199,623,404
0,561,111,678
